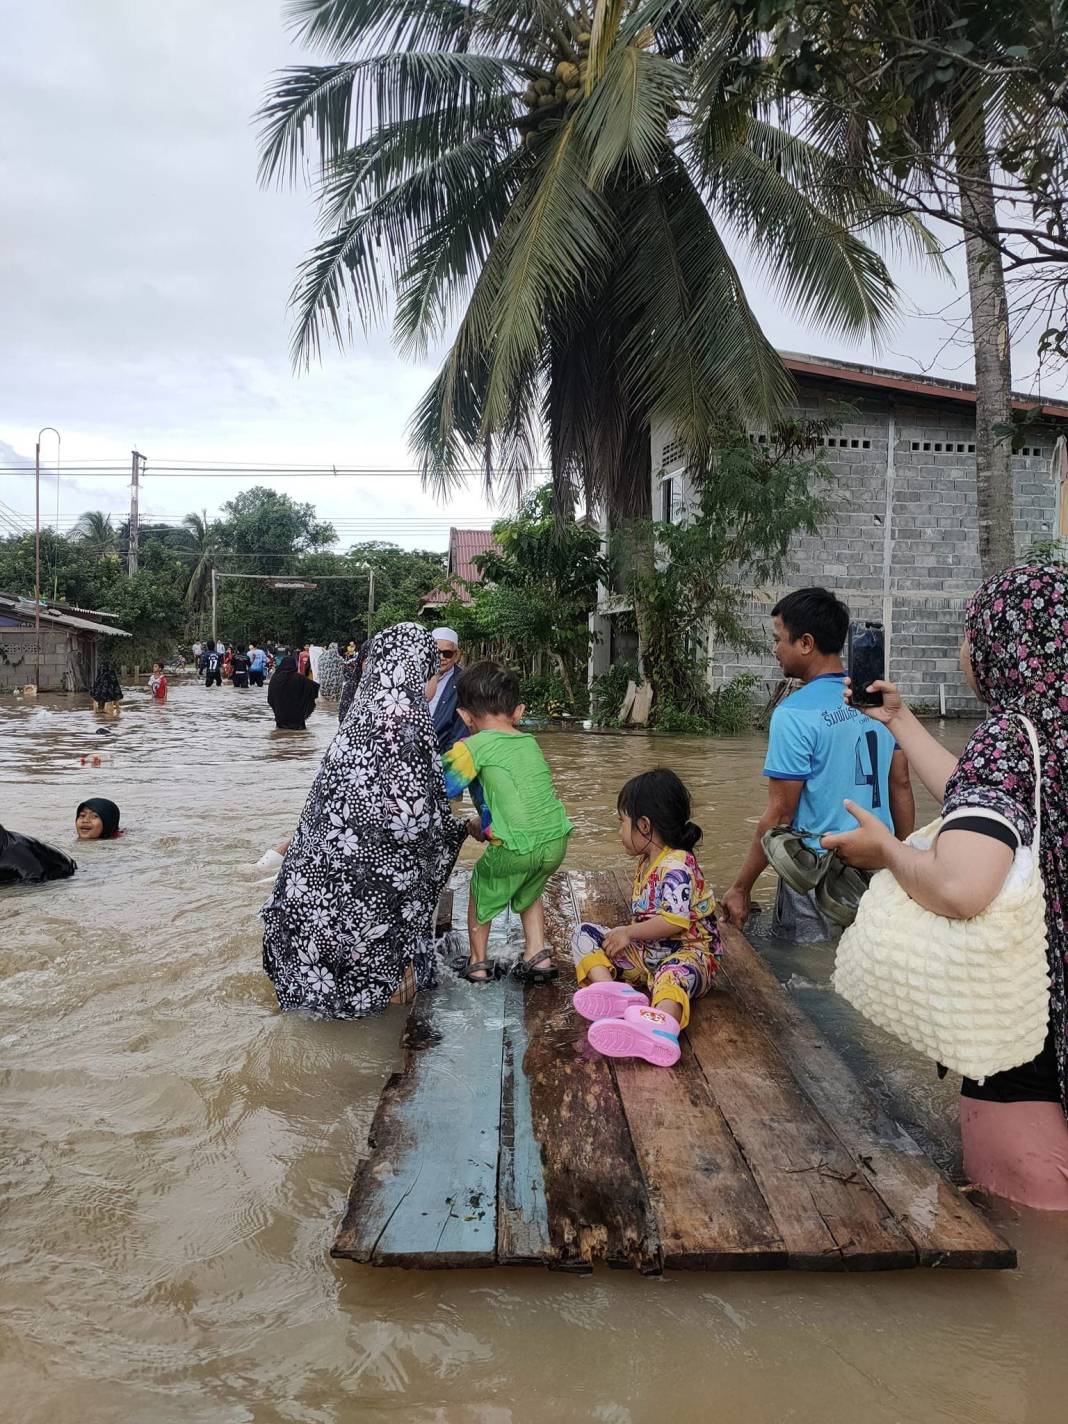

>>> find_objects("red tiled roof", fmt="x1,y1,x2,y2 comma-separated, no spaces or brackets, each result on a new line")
421,528,498,607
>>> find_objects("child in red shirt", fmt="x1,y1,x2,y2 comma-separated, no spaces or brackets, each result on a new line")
149,662,168,701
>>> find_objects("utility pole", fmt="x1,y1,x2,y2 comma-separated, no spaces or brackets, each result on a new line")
128,448,142,576
34,426,60,690
367,566,375,638
211,567,217,643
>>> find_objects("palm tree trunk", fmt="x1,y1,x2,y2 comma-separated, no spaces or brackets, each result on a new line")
957,125,1016,575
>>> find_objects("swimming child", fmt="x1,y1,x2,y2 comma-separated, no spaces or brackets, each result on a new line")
571,769,720,1068
443,662,572,984
75,798,122,840
149,662,168,701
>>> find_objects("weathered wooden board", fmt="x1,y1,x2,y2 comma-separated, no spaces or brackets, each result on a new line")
571,870,786,1269
717,924,1017,1270
331,970,504,1268
497,973,554,1265
509,873,660,1272
686,985,916,1270
334,870,1014,1274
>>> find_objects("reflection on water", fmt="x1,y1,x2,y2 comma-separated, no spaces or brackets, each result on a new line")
2,683,1065,1424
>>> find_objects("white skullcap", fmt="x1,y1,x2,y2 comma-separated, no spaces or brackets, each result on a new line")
432,626,459,644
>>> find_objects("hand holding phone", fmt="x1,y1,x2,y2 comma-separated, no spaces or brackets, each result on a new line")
848,621,885,708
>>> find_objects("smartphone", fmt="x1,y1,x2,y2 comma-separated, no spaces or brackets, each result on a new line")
848,621,885,708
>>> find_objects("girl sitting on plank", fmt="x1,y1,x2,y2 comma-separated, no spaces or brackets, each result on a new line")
571,769,721,1067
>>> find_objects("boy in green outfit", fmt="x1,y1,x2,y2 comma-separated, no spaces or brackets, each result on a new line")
442,662,572,983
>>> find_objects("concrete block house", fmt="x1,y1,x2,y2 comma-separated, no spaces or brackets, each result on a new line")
0,593,130,694
589,353,1068,711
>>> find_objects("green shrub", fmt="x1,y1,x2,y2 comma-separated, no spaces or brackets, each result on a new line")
590,660,640,726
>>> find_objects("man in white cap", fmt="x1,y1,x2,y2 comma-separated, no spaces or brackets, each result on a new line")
428,626,464,756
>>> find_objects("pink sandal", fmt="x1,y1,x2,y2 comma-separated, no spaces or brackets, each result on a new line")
572,981,650,1022
587,1004,681,1068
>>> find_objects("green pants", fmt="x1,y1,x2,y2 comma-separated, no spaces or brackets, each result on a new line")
470,835,570,924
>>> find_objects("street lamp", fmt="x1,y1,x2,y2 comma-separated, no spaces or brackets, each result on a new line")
34,426,61,689
349,561,375,637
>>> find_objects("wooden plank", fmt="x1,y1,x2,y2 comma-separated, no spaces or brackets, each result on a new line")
614,1042,788,1271
686,987,917,1269
434,888,454,933
717,925,1016,1270
331,969,504,1268
512,873,660,1272
497,974,555,1265
571,870,786,1270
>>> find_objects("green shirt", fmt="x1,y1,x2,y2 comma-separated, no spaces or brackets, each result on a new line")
443,731,572,853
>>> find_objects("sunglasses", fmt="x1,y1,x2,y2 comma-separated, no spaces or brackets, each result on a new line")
438,649,457,660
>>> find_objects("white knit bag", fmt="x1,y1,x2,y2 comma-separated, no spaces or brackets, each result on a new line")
832,714,1051,1081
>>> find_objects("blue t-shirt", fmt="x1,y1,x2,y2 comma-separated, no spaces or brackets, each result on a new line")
764,674,897,845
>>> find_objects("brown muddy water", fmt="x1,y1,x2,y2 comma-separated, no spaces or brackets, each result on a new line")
2,682,1066,1424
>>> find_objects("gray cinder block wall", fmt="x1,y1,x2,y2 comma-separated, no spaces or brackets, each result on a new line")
639,362,1066,713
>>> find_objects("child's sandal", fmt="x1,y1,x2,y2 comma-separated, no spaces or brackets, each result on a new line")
512,950,558,985
462,957,495,984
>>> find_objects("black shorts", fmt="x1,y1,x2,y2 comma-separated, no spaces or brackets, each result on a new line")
205,667,221,686
233,671,249,688
249,669,264,687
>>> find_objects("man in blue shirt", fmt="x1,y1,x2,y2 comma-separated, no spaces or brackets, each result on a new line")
723,587,914,942
247,642,268,688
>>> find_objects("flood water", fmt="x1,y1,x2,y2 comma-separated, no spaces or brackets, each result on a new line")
3,683,1066,1423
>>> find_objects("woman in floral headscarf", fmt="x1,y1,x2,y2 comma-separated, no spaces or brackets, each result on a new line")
262,623,468,1018
823,565,1068,1209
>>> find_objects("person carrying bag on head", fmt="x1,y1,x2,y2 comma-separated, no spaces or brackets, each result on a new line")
823,565,1067,1210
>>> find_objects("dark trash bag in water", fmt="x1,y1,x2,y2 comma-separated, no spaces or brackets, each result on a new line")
0,825,77,885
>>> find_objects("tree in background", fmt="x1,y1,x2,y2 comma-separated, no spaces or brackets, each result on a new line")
345,541,449,631
435,486,608,712
259,0,934,524
176,511,224,625
217,486,336,573
702,0,1068,573
71,511,120,561
616,420,834,730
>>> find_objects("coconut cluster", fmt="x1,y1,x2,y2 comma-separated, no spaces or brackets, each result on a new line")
516,27,591,147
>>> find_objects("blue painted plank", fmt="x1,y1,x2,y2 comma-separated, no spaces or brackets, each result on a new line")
497,973,554,1264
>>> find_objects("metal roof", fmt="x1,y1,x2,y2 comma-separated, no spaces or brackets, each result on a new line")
422,528,499,607
781,352,1068,419
0,592,131,637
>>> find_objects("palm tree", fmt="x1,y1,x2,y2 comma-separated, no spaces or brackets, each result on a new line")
176,511,221,619
259,0,937,517
691,0,1063,573
72,510,119,559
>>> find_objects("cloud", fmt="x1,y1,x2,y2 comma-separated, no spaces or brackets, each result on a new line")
1,1,1062,551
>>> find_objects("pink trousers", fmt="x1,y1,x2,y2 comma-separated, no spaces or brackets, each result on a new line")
960,1098,1068,1211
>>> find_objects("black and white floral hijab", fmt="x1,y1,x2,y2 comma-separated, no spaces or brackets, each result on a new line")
262,622,466,1018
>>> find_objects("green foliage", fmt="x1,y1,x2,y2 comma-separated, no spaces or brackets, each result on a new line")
519,670,587,719
0,492,448,668
1027,537,1068,565
260,1,932,519
649,673,760,735
626,419,833,722
442,486,608,709
590,659,641,727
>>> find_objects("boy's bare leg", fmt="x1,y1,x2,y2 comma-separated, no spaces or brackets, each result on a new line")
467,893,492,972
518,898,553,968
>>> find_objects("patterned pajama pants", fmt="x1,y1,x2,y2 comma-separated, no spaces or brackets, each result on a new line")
570,922,718,1029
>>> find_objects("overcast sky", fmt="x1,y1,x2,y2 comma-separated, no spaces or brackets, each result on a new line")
2,0,1063,551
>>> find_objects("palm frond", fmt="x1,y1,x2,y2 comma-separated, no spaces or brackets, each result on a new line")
577,43,684,186
286,0,471,56
482,120,617,431
258,51,518,187
703,142,900,339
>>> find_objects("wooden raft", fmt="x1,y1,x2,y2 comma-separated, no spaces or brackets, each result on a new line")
332,871,1015,1273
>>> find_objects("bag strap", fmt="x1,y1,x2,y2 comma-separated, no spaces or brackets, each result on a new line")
1011,713,1043,854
